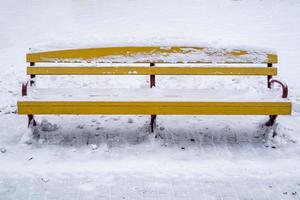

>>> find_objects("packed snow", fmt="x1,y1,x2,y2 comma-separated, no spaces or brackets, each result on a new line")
22,87,288,102
1,0,300,199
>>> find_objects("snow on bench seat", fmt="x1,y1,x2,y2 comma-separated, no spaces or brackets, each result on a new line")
18,88,291,115
21,88,287,102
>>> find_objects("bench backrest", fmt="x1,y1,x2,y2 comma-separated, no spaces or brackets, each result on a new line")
26,46,278,76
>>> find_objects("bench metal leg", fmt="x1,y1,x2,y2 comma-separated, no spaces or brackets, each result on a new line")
150,115,156,133
27,115,40,141
28,115,37,128
265,115,278,137
265,115,277,127
22,81,37,128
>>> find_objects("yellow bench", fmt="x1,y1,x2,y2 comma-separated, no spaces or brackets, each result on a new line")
18,46,291,135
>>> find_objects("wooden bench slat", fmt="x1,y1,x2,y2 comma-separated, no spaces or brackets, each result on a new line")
27,66,277,76
18,101,291,115
26,46,278,64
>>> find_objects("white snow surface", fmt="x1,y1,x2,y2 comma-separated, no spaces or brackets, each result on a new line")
1,0,300,199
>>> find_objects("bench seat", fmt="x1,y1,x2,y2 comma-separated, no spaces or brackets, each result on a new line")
18,88,291,115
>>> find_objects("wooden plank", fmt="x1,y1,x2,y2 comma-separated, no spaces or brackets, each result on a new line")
18,101,291,115
267,54,278,64
26,46,278,64
27,66,278,76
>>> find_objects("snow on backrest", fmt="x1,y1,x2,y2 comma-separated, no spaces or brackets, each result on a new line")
26,46,278,64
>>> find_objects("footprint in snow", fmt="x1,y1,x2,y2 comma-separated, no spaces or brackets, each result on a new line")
77,125,85,129
0,148,6,153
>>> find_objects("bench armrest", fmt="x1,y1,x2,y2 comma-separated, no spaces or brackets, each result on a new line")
269,79,288,98
22,81,29,96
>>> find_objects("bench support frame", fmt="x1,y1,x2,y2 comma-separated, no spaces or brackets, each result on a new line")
29,62,36,86
25,62,37,128
266,115,277,127
22,82,28,96
267,63,272,88
20,52,289,136
27,114,36,128
150,63,157,132
265,78,289,135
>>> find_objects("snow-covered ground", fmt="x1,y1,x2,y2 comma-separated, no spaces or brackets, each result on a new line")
1,0,300,199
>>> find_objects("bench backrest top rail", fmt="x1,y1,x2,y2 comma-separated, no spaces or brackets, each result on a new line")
27,46,278,64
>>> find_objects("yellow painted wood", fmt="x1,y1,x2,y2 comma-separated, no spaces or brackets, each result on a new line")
27,66,277,76
26,46,278,64
267,54,278,64
18,101,291,115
